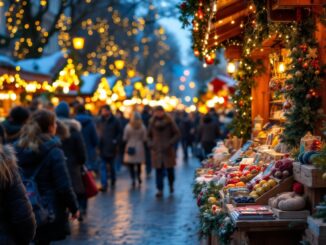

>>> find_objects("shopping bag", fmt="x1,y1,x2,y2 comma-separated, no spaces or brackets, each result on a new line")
82,166,98,199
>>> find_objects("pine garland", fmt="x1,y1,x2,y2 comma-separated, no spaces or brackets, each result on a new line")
229,57,264,140
282,16,322,147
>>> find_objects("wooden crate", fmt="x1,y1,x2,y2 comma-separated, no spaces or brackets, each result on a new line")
271,208,310,220
293,162,326,188
255,176,294,205
304,186,326,213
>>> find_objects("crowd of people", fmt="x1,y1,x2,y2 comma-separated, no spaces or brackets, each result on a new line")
0,101,229,244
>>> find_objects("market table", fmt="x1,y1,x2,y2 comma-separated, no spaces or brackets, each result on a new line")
226,204,307,245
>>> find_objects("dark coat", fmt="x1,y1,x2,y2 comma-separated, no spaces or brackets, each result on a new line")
15,136,79,242
198,115,220,144
57,119,87,195
180,117,194,143
148,114,180,169
96,115,121,160
0,145,36,245
75,114,99,165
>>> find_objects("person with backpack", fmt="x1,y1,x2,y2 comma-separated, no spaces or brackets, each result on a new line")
0,144,36,244
15,109,79,245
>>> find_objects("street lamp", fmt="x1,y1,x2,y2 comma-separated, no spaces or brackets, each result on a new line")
72,37,85,50
114,60,125,70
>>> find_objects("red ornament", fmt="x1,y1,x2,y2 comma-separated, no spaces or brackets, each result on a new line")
69,84,78,91
293,182,304,195
205,55,214,65
194,49,200,57
239,100,244,107
311,139,322,151
180,2,187,10
303,62,309,69
298,57,303,63
311,59,320,69
197,8,204,20
299,44,307,52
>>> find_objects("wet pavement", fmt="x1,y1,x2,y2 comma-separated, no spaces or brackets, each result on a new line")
55,150,200,245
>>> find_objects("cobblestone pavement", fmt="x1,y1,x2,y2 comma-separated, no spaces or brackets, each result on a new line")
55,151,200,245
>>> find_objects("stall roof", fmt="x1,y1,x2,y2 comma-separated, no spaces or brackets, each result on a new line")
208,0,251,48
80,73,103,95
17,51,67,77
0,55,16,68
124,85,134,98
106,76,118,89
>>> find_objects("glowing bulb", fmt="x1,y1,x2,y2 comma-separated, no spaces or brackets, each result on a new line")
227,62,236,74
278,62,285,73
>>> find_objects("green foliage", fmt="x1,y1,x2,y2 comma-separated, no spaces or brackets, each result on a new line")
282,17,322,147
229,57,264,140
312,145,326,173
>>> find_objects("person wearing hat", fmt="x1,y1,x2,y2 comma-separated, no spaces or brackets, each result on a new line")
0,106,30,144
148,106,180,197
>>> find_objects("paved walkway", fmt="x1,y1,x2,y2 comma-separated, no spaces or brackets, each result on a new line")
55,151,200,245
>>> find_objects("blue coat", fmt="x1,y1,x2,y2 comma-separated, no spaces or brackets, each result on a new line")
15,136,78,242
75,114,99,165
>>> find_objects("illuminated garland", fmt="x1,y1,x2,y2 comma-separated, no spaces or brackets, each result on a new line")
229,57,264,140
179,0,220,64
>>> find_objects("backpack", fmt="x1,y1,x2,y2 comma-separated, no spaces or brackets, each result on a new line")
21,148,56,227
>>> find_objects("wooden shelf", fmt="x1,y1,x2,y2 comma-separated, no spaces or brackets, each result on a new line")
269,118,286,122
270,100,284,105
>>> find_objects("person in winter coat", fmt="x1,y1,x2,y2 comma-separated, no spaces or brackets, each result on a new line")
123,112,146,187
180,112,194,161
15,109,79,245
0,144,36,245
96,105,121,191
75,104,99,172
148,106,180,197
55,102,87,221
198,113,220,157
141,105,152,176
0,106,30,144
115,109,129,172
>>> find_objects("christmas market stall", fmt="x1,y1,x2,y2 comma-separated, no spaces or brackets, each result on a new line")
0,54,52,117
179,0,326,244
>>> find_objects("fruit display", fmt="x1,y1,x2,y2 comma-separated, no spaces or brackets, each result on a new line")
271,158,293,179
249,178,278,199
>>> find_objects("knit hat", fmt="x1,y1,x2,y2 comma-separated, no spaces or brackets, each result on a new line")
55,101,70,118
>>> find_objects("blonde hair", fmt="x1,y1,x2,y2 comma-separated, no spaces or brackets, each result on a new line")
0,144,17,188
18,110,55,151
130,112,143,129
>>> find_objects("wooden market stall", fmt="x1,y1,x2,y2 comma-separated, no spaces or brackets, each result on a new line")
190,0,326,245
